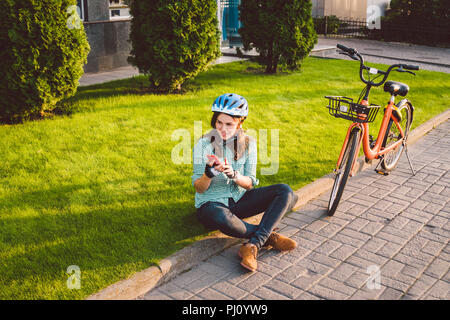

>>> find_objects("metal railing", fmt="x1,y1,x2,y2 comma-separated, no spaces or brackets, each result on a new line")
313,16,450,46
313,16,369,38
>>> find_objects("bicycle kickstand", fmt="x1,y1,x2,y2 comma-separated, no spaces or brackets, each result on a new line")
404,143,416,176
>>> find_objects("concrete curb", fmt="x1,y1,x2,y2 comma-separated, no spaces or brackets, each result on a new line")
87,108,449,300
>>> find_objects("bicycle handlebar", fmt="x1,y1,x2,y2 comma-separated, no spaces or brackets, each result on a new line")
337,44,356,55
402,64,420,71
336,44,419,86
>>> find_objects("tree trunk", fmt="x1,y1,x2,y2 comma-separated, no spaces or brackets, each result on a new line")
265,45,273,73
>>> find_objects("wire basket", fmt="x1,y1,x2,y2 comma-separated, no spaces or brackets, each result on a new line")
325,96,381,123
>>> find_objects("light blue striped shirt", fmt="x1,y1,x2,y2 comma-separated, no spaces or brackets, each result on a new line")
191,136,259,208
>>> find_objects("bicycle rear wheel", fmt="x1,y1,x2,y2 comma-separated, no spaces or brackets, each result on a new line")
328,128,360,216
381,102,412,171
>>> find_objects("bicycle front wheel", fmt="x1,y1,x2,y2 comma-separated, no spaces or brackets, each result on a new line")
381,102,413,171
328,128,360,216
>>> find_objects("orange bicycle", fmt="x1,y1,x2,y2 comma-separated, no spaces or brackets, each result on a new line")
327,44,419,216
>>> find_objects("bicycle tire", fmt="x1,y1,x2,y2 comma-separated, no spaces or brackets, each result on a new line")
328,128,360,216
381,102,413,171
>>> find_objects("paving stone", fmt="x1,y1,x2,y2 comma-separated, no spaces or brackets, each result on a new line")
141,121,449,301
332,232,366,248
381,260,405,279
291,272,324,291
313,239,342,255
236,272,272,293
378,287,404,300
296,291,322,300
319,276,358,296
184,272,223,294
287,211,317,224
344,271,371,289
418,229,448,244
252,286,291,300
305,219,329,233
142,289,174,300
400,209,433,224
295,229,328,245
401,264,426,279
346,202,373,216
306,251,341,268
256,260,285,278
400,242,435,264
346,217,371,232
409,199,430,211
211,281,248,300
354,249,389,267
307,284,350,300
282,217,310,229
376,230,410,246
328,262,361,282
405,274,439,297
349,286,386,300
381,276,411,292
361,237,388,253
197,287,233,300
329,244,358,261
394,273,419,288
170,267,212,289
240,293,262,300
275,264,308,284
423,258,450,279
263,278,304,299
316,222,345,238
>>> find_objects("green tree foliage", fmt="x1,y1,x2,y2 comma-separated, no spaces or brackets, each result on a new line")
238,0,317,73
374,0,449,45
127,0,221,92
0,0,90,123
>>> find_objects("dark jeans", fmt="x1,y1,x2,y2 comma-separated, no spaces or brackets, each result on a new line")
196,184,296,249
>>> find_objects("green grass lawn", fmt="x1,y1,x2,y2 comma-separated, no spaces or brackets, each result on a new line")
0,57,448,299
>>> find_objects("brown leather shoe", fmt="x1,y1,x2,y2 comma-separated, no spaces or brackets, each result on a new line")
238,243,258,272
264,232,297,251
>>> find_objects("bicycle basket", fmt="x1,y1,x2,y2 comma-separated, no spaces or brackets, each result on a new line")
325,96,381,123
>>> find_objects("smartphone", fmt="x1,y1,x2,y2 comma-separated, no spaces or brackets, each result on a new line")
206,154,222,166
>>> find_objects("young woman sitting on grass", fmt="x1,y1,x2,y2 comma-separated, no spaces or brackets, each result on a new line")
191,93,298,272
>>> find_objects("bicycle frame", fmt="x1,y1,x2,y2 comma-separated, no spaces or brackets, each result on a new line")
335,96,405,176
332,44,418,177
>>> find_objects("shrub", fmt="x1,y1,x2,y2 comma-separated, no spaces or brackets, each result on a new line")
370,0,450,46
0,0,90,123
238,0,317,73
313,15,341,35
127,0,221,93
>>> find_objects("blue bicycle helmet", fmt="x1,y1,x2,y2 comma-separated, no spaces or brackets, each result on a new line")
211,93,248,117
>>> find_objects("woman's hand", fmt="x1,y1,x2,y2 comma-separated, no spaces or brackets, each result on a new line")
222,164,235,178
220,158,236,179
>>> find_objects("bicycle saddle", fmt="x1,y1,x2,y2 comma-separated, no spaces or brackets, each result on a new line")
384,81,409,97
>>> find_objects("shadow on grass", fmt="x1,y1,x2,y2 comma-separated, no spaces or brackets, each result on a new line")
0,176,208,297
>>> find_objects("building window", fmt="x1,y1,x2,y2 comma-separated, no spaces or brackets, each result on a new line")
109,0,130,19
76,0,84,21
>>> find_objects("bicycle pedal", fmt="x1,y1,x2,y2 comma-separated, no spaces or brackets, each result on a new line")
375,169,389,176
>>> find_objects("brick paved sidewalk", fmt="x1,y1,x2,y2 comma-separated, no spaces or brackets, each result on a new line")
141,120,450,300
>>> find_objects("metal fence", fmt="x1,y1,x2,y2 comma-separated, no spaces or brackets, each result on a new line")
313,16,450,46
313,16,370,38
